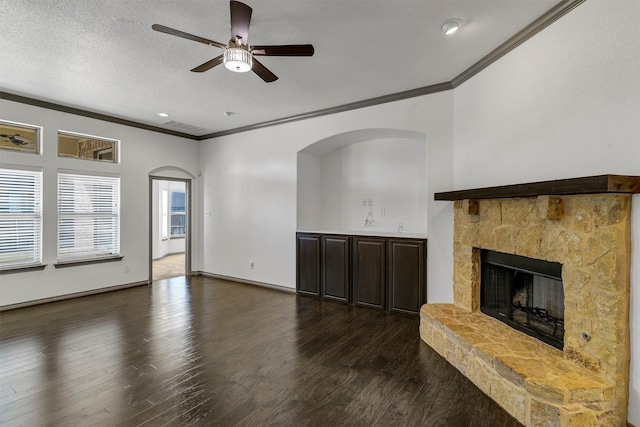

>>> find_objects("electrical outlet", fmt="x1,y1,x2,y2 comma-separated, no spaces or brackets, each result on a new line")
367,199,373,207
362,199,368,207
124,265,130,273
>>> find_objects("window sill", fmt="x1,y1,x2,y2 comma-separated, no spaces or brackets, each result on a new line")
0,264,47,275
54,255,124,269
170,236,185,240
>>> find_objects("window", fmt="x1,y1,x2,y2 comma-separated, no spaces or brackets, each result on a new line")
0,120,42,155
170,191,186,237
58,131,118,163
0,167,42,269
57,172,120,262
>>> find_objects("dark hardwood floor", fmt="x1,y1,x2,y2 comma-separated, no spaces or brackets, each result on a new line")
0,276,522,426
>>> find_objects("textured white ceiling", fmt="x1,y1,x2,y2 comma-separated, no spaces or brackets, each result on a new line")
1,0,562,137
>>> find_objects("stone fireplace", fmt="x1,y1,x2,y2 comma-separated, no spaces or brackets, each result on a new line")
420,175,640,426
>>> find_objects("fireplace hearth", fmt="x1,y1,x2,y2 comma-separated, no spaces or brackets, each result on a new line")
481,250,564,350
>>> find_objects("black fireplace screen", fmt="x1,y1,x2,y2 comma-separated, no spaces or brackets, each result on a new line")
480,250,564,350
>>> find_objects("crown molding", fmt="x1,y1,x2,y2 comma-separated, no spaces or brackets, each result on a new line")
198,82,454,140
0,92,199,140
1,0,586,141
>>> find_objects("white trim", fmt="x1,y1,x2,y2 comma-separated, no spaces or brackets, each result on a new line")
0,280,148,311
197,272,296,294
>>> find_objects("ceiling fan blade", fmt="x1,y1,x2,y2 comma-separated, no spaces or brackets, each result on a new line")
251,45,315,56
152,24,226,49
252,58,278,83
190,55,224,73
229,1,252,45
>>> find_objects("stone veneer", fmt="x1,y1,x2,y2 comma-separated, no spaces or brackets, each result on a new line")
420,194,631,426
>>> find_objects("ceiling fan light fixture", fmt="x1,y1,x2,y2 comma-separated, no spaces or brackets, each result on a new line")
224,47,253,72
442,20,461,35
152,1,313,82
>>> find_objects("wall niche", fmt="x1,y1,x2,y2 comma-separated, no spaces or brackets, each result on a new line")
297,128,427,236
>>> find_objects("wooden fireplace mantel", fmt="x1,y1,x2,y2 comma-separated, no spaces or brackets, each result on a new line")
434,174,640,201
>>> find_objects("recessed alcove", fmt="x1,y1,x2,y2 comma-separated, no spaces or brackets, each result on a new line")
297,128,428,236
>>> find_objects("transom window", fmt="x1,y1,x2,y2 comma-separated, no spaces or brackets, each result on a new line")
58,131,119,163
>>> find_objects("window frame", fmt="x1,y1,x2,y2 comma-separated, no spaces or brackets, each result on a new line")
57,130,119,164
56,170,121,266
0,120,42,155
169,190,186,238
0,165,44,272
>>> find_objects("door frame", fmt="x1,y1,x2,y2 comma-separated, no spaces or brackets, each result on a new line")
148,176,192,282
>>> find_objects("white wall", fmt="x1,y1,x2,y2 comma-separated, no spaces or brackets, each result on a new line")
324,137,427,234
297,152,323,230
0,100,200,307
298,137,427,235
199,91,454,298
452,0,640,422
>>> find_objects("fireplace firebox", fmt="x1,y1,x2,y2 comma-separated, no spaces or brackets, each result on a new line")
480,250,564,350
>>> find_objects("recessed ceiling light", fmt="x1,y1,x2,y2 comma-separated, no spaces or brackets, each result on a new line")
158,112,169,117
442,20,461,35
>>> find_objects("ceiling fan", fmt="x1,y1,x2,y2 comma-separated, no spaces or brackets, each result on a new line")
152,0,314,83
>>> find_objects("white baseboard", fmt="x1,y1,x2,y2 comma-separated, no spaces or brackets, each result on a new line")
0,280,149,311
196,271,296,294
1,273,295,312
152,252,186,261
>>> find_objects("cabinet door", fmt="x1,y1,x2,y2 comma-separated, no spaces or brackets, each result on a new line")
388,239,426,315
353,237,386,309
296,233,321,296
322,235,351,303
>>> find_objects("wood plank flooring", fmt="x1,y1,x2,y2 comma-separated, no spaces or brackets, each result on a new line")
0,276,522,426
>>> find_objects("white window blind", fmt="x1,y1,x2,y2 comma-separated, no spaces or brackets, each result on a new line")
0,167,42,269
57,172,120,262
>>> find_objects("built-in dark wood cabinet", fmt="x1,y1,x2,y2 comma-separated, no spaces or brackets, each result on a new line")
353,237,386,309
296,232,427,315
387,239,426,315
321,235,351,303
296,233,321,297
